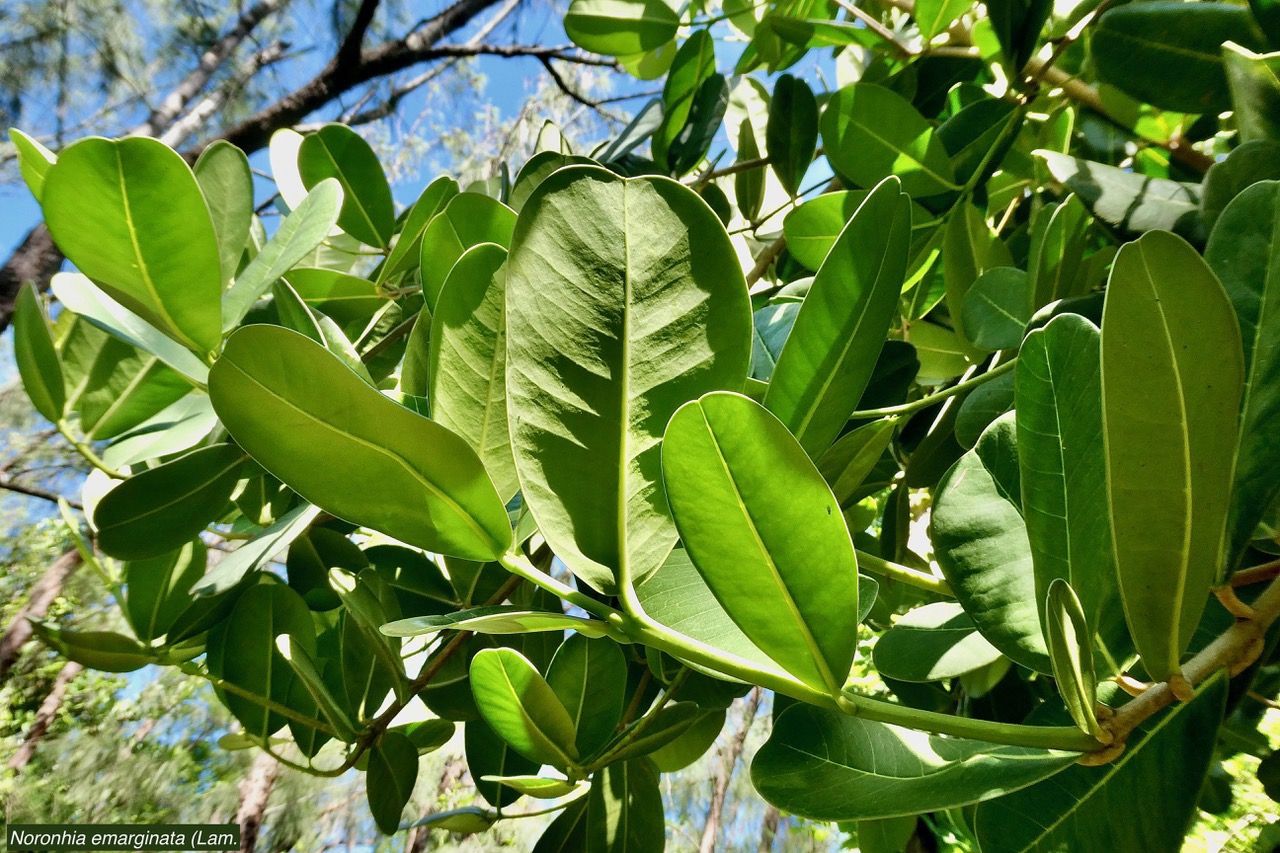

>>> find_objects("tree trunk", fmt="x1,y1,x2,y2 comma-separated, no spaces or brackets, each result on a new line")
698,688,763,853
237,750,280,853
0,550,82,683
0,224,65,336
7,660,83,770
757,805,780,853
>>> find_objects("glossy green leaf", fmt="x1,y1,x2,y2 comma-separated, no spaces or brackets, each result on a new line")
419,192,516,311
1036,151,1203,243
1101,231,1244,681
932,413,1051,672
480,775,581,799
751,704,1078,821
367,730,418,834
1043,579,1102,740
915,0,970,40
194,140,254,286
466,716,539,809
955,368,1014,449
9,128,56,201
663,392,859,692
872,602,1004,682
31,622,155,672
767,74,818,196
42,137,223,353
124,539,207,643
298,124,394,248
14,282,65,422
382,605,609,639
94,443,244,560
1205,182,1280,567
666,73,729,176
961,267,1029,351
429,243,518,502
505,165,751,594
987,0,1051,71
734,120,764,222
222,179,343,331
765,178,911,457
470,647,580,768
284,267,385,327
652,30,716,170
821,84,957,197
380,176,459,283
818,418,897,509
547,635,628,757
586,759,665,853
749,301,800,382
974,672,1228,852
936,98,1019,188
210,325,510,561
192,504,322,596
564,0,679,57
1091,2,1263,114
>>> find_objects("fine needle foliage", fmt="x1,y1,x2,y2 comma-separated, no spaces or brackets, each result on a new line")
8,0,1280,849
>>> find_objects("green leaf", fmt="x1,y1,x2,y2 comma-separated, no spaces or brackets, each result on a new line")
277,635,360,742
382,605,609,639
1205,182,1280,568
586,759,665,853
380,176,459,283
410,806,496,835
915,0,970,40
749,301,800,382
986,0,1051,71
821,84,957,197
1101,231,1244,682
191,505,322,596
466,717,539,809
1015,314,1121,659
470,647,580,769
210,325,511,561
429,243,518,502
765,178,911,457
961,267,1029,351
367,730,419,834
547,634,628,757
1091,1,1264,114
222,179,344,332
31,623,155,672
42,137,223,354
505,165,751,593
652,30,716,171
767,74,818,196
480,775,581,799
534,797,589,852
50,273,209,385
123,539,207,643
666,73,729,176
818,418,897,509
9,128,56,202
735,121,765,222
298,124,394,248
1201,140,1280,231
194,140,254,286
973,671,1228,852
1027,194,1092,311
663,391,860,692
872,601,1004,682
1035,150,1203,243
936,97,1020,188
751,704,1078,821
564,0,680,57
650,708,725,771
419,192,516,311
510,152,595,212
72,333,191,441
13,282,65,422
1043,579,1103,740
94,443,244,561
207,582,317,739
932,413,1051,672
943,201,1014,348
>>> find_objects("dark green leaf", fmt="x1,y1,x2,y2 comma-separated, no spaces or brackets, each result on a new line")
667,73,729,176
124,539,207,643
652,30,716,171
872,602,1004,682
767,74,818,196
547,635,628,757
367,730,419,834
586,759,665,853
13,282,64,421
961,267,1029,351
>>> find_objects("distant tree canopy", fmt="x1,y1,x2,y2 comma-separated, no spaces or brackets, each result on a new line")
6,0,1280,851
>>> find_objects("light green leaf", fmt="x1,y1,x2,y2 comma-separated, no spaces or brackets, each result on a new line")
382,605,609,639
767,74,818,196
222,178,343,331
72,331,191,441
1101,231,1244,682
298,124,394,248
470,647,580,769
419,192,516,312
277,635,360,742
821,84,957,197
480,775,581,799
663,391,860,693
13,282,65,422
123,539,207,643
765,177,911,457
31,622,155,672
509,152,595,212
1028,194,1092,311
94,443,244,561
564,0,680,57
1043,579,1103,740
367,730,419,834
42,137,223,353
943,201,1014,348
962,267,1029,351
9,128,56,202
505,165,751,593
210,325,511,561
932,413,1051,672
818,418,897,509
192,506,323,597
380,176,460,283
872,601,1004,682
751,704,1078,821
915,0,970,39
194,140,254,286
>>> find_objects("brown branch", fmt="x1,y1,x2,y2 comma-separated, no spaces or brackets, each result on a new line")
338,0,383,66
236,750,280,853
1230,557,1280,588
160,40,292,148
538,56,601,109
0,550,83,683
699,688,763,853
0,476,81,509
7,660,83,771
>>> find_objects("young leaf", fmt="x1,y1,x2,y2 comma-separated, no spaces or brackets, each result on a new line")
469,647,580,769
505,165,751,594
1101,231,1244,683
764,177,912,457
13,282,65,422
663,392,860,693
30,622,155,672
1043,579,1103,741
209,325,511,562
298,124,395,249
42,137,224,353
479,775,581,799
367,730,419,834
751,704,1078,821
767,74,818,196
429,243,518,502
382,605,609,639
194,140,254,286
